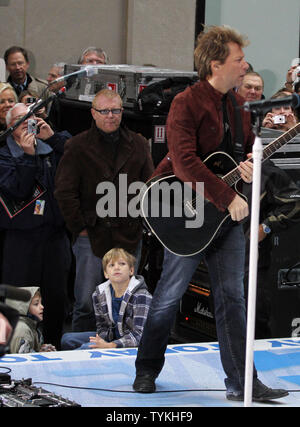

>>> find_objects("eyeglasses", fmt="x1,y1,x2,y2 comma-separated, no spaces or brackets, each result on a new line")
93,107,123,115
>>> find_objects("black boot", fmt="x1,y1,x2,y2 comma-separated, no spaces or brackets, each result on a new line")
133,374,157,393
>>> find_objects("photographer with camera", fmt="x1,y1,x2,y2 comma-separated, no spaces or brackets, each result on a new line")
19,89,48,120
0,103,72,349
262,90,298,131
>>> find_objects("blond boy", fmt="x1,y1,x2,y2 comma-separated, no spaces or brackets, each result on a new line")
61,248,152,350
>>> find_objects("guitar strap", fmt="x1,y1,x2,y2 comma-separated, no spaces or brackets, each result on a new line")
227,91,245,164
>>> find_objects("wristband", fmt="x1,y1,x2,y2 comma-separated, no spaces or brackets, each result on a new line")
262,223,271,234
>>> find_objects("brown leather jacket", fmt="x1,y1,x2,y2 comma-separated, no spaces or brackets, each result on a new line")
154,80,255,212
54,121,154,258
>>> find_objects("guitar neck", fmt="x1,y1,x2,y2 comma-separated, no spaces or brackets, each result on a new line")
223,122,300,187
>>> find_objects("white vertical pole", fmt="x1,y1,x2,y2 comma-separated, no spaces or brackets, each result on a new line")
244,136,263,407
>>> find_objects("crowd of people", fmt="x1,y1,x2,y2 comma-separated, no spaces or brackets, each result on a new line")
0,30,299,403
0,45,154,353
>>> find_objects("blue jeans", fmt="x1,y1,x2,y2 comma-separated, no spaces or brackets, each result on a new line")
61,331,96,350
72,236,104,332
135,223,257,392
72,236,142,332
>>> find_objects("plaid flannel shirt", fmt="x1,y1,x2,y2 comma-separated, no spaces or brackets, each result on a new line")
91,275,152,348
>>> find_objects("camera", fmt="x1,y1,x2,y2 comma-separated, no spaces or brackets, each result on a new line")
27,119,38,135
273,115,286,125
26,96,37,104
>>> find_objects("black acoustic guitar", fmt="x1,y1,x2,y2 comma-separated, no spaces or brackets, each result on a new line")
140,122,300,256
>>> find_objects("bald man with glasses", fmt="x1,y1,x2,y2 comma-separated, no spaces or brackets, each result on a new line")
55,89,154,332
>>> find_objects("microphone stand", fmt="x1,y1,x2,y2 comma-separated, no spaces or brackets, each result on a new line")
244,109,264,407
0,88,65,142
1,67,94,142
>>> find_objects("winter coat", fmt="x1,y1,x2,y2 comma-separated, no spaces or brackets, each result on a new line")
91,275,152,348
7,73,51,101
54,121,154,258
153,80,255,212
0,131,70,230
5,286,43,353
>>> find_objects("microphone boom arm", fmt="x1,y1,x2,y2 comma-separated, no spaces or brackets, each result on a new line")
0,88,65,142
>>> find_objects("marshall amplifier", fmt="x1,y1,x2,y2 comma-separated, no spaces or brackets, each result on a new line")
268,224,300,338
259,128,300,338
171,262,217,343
173,226,300,342
176,284,217,342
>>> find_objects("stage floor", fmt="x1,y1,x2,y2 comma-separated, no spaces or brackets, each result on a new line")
1,337,300,409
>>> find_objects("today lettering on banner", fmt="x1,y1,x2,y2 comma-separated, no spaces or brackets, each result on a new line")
1,338,300,365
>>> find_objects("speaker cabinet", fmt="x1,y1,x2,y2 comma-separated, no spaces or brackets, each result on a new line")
170,262,217,343
268,225,300,338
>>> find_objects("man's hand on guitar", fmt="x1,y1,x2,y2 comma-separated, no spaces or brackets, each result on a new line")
238,153,253,183
228,194,249,222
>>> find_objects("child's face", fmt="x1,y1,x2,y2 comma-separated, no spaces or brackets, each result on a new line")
29,293,44,321
104,257,134,285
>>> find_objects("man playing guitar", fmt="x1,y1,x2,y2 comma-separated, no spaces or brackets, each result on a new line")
133,25,289,402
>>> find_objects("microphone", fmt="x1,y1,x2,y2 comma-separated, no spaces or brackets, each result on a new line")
0,285,32,302
243,93,300,112
50,66,97,85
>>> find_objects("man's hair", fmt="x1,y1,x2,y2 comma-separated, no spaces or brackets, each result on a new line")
5,102,28,126
194,25,249,80
78,46,108,64
271,90,293,99
92,88,122,108
52,62,66,76
4,46,29,64
102,248,136,273
242,71,264,88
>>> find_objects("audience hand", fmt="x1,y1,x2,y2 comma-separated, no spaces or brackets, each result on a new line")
88,334,117,349
36,117,54,140
40,343,56,352
19,129,36,155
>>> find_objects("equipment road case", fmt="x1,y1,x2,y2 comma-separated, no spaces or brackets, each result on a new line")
63,64,198,108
